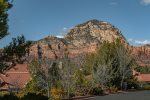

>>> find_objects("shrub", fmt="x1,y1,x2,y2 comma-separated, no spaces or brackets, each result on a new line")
108,86,118,93
0,94,19,100
21,93,48,100
127,79,140,90
90,87,103,95
143,84,150,90
20,78,46,96
69,92,75,98
136,66,150,74
51,87,63,100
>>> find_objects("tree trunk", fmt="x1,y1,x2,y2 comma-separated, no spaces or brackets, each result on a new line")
101,83,104,90
120,75,124,90
47,82,51,100
48,88,50,99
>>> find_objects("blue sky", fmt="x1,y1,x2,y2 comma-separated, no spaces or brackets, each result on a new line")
0,0,150,47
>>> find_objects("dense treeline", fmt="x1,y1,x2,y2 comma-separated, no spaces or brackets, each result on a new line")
23,39,138,100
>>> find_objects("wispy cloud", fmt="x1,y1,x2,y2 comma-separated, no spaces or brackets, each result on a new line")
61,27,70,33
59,27,72,36
59,27,68,36
141,0,150,5
109,2,118,6
128,39,150,45
62,27,68,31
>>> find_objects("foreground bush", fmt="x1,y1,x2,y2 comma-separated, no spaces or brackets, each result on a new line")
51,87,63,100
17,78,47,98
21,93,48,100
127,79,140,90
0,93,48,100
90,87,103,95
136,66,150,74
108,86,118,93
143,84,150,90
0,94,19,100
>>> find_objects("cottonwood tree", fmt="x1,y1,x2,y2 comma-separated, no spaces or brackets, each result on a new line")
84,53,96,75
116,42,136,90
60,49,77,99
29,42,64,100
70,53,95,95
37,58,60,99
92,41,117,89
29,58,57,99
93,63,115,90
91,40,136,90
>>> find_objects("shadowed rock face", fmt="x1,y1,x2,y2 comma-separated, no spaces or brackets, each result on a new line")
29,20,150,66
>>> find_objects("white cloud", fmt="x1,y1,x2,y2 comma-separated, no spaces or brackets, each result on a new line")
141,0,150,5
128,39,150,45
56,35,64,38
135,40,150,45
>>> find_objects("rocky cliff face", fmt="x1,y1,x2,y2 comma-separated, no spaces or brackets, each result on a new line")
131,46,150,66
29,20,126,58
65,19,127,47
29,20,150,66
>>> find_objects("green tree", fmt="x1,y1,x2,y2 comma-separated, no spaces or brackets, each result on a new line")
0,0,12,72
0,35,32,72
0,0,12,39
28,43,62,100
115,41,136,90
90,40,136,89
60,48,75,99
84,53,95,75
92,41,118,89
28,57,61,99
3,35,32,63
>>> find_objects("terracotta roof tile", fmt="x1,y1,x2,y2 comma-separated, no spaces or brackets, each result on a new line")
0,64,31,89
137,74,150,82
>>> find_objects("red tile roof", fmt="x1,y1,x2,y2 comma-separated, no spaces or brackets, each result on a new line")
137,74,150,82
7,64,29,73
0,64,31,90
133,70,150,82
